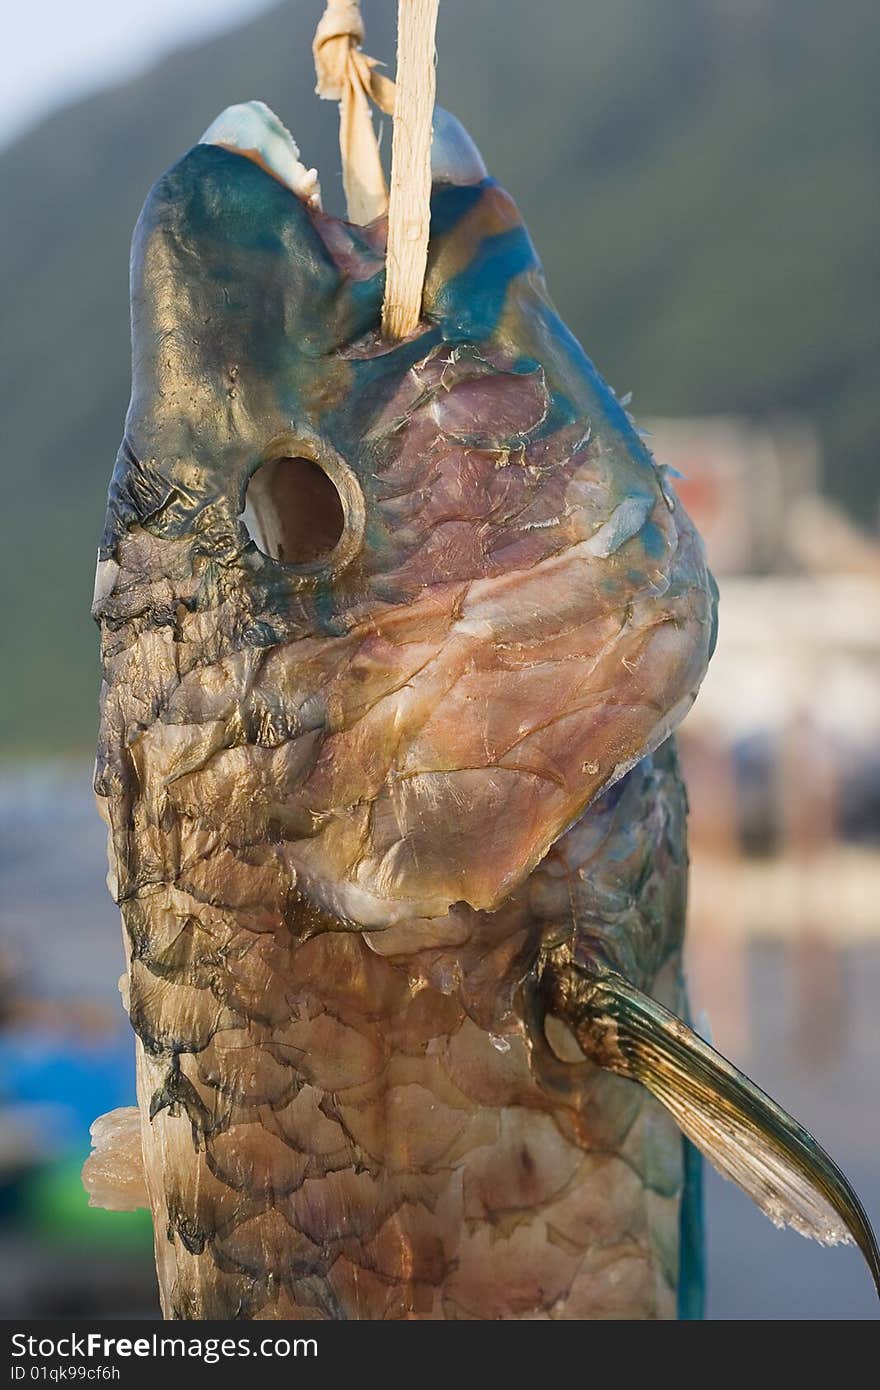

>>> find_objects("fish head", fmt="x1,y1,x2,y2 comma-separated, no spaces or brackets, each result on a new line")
96,101,716,930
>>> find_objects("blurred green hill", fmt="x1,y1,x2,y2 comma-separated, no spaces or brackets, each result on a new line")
1,0,878,756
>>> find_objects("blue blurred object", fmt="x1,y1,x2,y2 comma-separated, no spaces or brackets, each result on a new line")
0,1025,135,1146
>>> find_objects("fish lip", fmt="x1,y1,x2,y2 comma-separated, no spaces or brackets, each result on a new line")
431,106,488,186
199,100,322,206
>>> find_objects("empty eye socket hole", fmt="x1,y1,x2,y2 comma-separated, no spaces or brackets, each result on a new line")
243,456,345,566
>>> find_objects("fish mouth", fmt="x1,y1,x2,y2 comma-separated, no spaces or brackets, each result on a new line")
199,98,488,219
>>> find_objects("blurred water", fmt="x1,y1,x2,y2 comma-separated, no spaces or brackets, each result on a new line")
699,940,880,1319
0,766,877,1319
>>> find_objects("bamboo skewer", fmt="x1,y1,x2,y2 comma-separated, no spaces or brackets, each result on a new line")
314,0,439,339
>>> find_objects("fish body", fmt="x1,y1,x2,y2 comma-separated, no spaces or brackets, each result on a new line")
101,741,696,1319
90,104,875,1318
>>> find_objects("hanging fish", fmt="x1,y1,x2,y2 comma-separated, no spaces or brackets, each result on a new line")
86,100,879,1319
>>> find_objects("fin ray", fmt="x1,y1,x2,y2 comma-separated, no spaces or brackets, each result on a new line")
544,960,880,1297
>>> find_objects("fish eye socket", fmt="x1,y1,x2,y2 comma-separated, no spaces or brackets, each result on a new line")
242,443,363,573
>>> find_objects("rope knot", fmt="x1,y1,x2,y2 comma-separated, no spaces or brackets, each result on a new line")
313,0,367,100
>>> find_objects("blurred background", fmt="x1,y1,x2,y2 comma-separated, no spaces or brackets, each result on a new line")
1,0,878,1320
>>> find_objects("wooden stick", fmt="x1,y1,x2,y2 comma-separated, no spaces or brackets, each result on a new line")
381,0,439,340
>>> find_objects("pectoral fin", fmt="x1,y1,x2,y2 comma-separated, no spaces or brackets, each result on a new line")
541,956,880,1297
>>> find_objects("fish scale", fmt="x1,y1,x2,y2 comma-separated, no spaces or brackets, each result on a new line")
103,728,688,1318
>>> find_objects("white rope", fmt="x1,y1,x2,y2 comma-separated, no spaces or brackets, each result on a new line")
312,0,393,225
